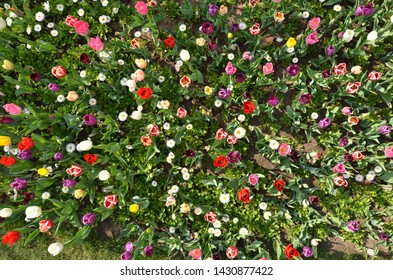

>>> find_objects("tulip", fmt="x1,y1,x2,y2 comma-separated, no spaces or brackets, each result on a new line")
2,60,14,70
0,136,11,146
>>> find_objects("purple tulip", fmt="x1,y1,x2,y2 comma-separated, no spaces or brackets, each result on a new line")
322,69,331,78
10,178,27,190
343,153,354,162
227,151,241,163
242,92,251,99
355,2,374,16
201,22,214,35
82,213,96,225
184,149,196,158
213,252,221,260
302,246,313,257
235,72,246,83
218,88,231,99
326,45,335,56
125,241,134,252
48,83,60,92
23,192,35,204
339,137,348,147
208,38,218,51
347,220,360,232
268,95,280,106
298,93,311,105
230,24,239,32
338,32,344,39
17,149,33,160
286,64,300,76
30,72,42,82
290,150,301,161
53,152,64,160
63,178,77,188
309,195,319,205
143,245,154,257
318,118,331,129
80,53,91,64
120,251,132,260
208,3,219,16
83,113,97,126
379,125,392,135
378,232,388,241
0,116,14,124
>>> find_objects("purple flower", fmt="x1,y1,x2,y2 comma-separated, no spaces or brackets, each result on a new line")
218,88,231,99
343,153,354,162
23,192,35,204
80,53,91,64
309,195,319,205
242,92,251,99
355,2,374,16
10,178,27,190
318,118,331,129
201,22,214,35
302,246,313,257
378,232,388,241
63,178,77,188
17,149,33,160
48,83,60,92
298,93,311,105
120,251,132,260
213,251,221,260
235,72,246,83
125,241,134,252
208,3,219,16
322,69,331,78
267,95,280,106
82,213,96,225
347,220,360,232
208,38,218,51
286,64,300,76
184,149,196,158
83,113,97,126
339,137,348,147
53,152,64,161
0,116,14,124
379,125,392,135
230,24,239,32
326,45,335,56
143,245,154,257
30,72,42,82
227,151,241,163
290,150,301,161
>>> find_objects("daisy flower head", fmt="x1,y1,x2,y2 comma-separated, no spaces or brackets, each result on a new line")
34,24,42,32
333,5,342,12
66,143,76,153
97,73,106,81
239,227,249,236
118,112,128,122
78,8,84,16
57,94,65,102
166,139,175,148
47,22,55,28
42,192,50,200
213,228,221,237
220,193,230,204
194,207,202,215
213,220,221,228
170,185,179,193
179,24,186,31
51,30,58,37
89,98,97,106
56,4,64,11
35,12,45,22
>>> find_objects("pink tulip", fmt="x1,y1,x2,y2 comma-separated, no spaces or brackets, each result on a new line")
189,248,202,260
225,62,236,75
131,69,145,82
306,32,319,45
3,103,22,115
263,62,274,75
135,1,148,15
88,37,104,51
385,146,393,158
341,107,352,115
308,18,320,30
73,20,89,36
248,174,259,186
278,143,291,156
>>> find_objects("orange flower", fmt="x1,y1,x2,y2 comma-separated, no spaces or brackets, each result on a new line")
141,135,153,147
131,38,140,48
274,11,285,23
180,75,191,88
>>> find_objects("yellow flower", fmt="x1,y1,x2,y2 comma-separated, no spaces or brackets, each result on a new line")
37,168,49,176
0,136,11,146
196,38,205,47
227,33,233,39
286,37,297,48
2,60,14,70
219,5,228,15
129,204,140,213
204,86,213,95
74,189,84,199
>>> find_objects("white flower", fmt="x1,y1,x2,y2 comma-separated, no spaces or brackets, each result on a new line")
222,214,230,223
35,12,45,22
214,100,222,107
374,166,382,173
126,145,133,150
208,227,215,234
220,193,230,204
367,248,375,257
391,15,393,23
26,206,42,219
4,3,11,9
134,31,141,37
126,79,136,90
302,11,310,18
239,227,249,236
355,174,364,182
269,140,280,150
142,27,150,33
113,7,119,14
101,0,109,7
287,47,295,53
233,217,239,224
80,70,86,78
343,172,351,179
227,53,235,60
34,24,42,32
66,143,76,153
62,186,70,193
168,152,175,159
213,220,221,228
99,15,107,24
179,24,186,31
3,145,10,152
51,30,58,37
26,25,32,34
342,30,354,42
43,2,50,12
77,8,84,16
42,192,50,200
176,60,183,67
56,4,64,11
47,22,55,28
263,211,272,220
238,114,246,122
10,148,19,155
311,112,319,120
276,37,283,42
367,31,378,41
98,73,106,81
118,112,128,122
169,227,176,234
152,181,157,187
98,170,111,181
194,207,202,215
0,208,13,218
213,229,221,237
186,124,193,130
89,98,97,106
170,185,179,193
6,17,12,26
181,167,189,174
182,173,190,180
365,174,375,181
234,127,246,139
77,140,93,151
227,84,234,91
57,95,65,102
194,232,199,239
120,77,128,86
292,57,299,63
239,22,247,30
118,59,125,65
259,202,268,210
158,76,165,82
368,171,376,176
166,157,172,164
333,5,342,12
311,239,319,246
48,242,64,256
166,139,175,148
179,50,190,62
302,199,309,207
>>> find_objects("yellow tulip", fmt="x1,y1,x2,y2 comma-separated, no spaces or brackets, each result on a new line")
0,136,11,146
286,37,297,48
227,33,233,39
74,189,84,199
37,168,49,176
2,60,14,70
129,204,140,213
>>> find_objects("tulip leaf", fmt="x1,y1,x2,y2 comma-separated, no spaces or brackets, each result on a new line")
23,229,40,246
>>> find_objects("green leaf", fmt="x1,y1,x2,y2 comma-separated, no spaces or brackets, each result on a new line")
273,239,283,260
180,0,193,19
324,0,341,5
379,172,393,183
64,226,92,247
146,145,156,161
24,229,40,246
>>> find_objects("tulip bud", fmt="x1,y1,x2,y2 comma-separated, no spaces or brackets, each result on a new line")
0,136,11,146
2,60,14,70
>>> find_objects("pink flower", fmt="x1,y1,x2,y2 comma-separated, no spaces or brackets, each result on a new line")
333,163,346,174
242,51,253,61
88,37,104,51
131,69,145,82
263,62,274,75
306,31,319,45
249,23,261,35
189,248,202,260
135,1,148,15
385,146,393,158
3,103,22,115
165,196,176,207
278,143,291,156
225,62,236,75
308,17,321,30
73,20,89,36
176,107,188,118
248,174,259,186
342,107,352,115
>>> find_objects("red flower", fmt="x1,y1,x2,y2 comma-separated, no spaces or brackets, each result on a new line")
104,194,118,208
2,231,20,246
39,220,54,233
51,66,67,78
226,246,238,259
0,156,17,167
179,75,191,88
334,63,347,75
18,137,34,151
149,124,160,137
243,101,255,115
285,244,300,260
136,87,152,99
227,135,238,145
346,82,361,94
65,15,78,27
237,188,250,203
141,135,153,147
215,128,228,140
84,154,98,164
352,151,364,161
163,36,175,48
274,179,286,192
176,107,188,118
368,71,382,82
131,38,141,48
213,155,228,168
66,164,83,176
204,212,217,223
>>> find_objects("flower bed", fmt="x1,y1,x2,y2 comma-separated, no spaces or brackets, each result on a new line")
0,0,392,259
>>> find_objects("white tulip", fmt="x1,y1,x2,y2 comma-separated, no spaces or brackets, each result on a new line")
367,31,378,41
130,110,142,120
126,79,136,91
25,206,42,219
48,242,64,256
0,18,6,31
76,140,93,151
342,29,354,42
98,170,111,181
391,15,393,23
0,208,13,218
179,49,190,62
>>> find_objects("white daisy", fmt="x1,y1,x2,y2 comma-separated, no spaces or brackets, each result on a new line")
214,100,222,107
169,227,175,234
47,22,55,28
233,217,239,224
343,172,351,179
34,24,42,32
105,16,111,23
181,168,188,174
50,30,58,37
166,157,172,164
287,47,295,53
234,127,246,139
112,7,119,14
6,18,12,26
222,214,230,223
134,31,141,37
57,94,65,102
311,112,319,120
333,5,342,12
42,192,50,200
10,148,19,155
208,227,215,234
56,4,64,11
220,193,230,204
101,0,109,7
166,139,175,148
269,140,280,150
182,173,190,180
374,166,383,173
142,27,150,33
3,146,10,152
118,59,125,65
168,152,175,159
4,3,11,9
99,15,107,24
158,76,165,82
179,24,186,31
194,207,202,215
292,57,299,63
35,12,45,22
355,174,364,182
239,22,247,30
43,2,50,12
368,171,376,176
239,227,248,236
213,220,221,228
120,77,128,86
62,186,70,193
213,229,221,237
126,145,133,150
238,114,246,122
66,143,76,153
152,181,157,187
97,73,106,81
276,37,283,42
78,8,84,16
302,11,310,18
118,112,128,121
259,202,268,210
80,70,86,78
227,53,235,60
186,124,193,130
163,122,170,130
365,174,375,181
170,185,179,193
26,26,32,34
89,98,97,106
264,211,272,220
